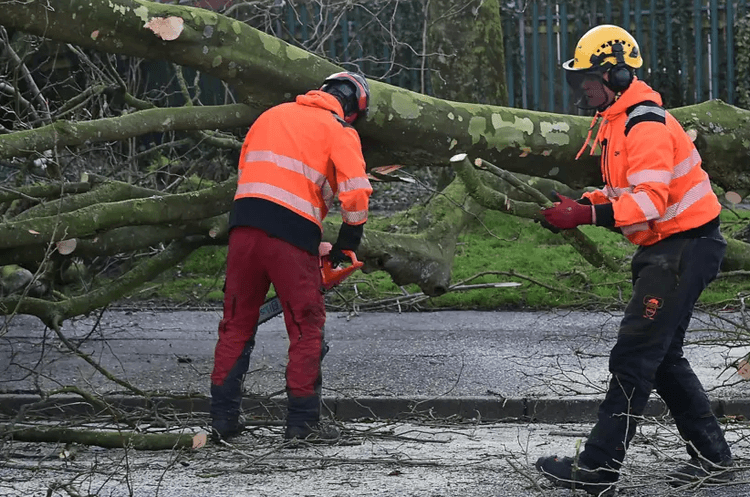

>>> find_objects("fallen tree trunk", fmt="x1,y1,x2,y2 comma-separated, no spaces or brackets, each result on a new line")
1,424,201,450
1,0,749,194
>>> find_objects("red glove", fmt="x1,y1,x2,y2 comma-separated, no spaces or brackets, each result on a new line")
541,193,593,229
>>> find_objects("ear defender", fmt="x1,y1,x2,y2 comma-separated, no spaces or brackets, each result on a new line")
607,43,633,92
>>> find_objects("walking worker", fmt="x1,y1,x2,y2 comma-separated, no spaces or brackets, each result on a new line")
535,25,733,495
210,71,373,442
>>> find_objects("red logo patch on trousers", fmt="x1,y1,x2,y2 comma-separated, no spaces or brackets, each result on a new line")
643,296,664,320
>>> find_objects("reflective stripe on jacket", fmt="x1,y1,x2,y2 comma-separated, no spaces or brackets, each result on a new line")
234,90,372,230
582,79,721,246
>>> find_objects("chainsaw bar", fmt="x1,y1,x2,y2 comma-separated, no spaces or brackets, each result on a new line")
258,296,283,325
255,251,362,327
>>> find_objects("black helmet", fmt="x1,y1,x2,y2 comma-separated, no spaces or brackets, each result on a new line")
320,71,370,124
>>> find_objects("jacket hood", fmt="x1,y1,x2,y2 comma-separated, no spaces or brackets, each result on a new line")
296,90,345,118
603,78,663,117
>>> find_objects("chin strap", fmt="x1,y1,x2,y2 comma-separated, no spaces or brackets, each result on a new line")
575,113,603,160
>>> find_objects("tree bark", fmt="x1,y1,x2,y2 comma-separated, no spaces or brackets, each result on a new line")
1,0,749,195
328,176,484,297
1,424,199,450
0,104,256,160
1,237,205,329
0,179,234,250
427,0,508,105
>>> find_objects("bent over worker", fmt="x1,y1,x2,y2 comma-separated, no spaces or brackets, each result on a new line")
210,72,373,442
535,25,733,495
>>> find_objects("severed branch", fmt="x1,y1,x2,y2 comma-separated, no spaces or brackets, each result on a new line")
0,182,92,203
0,423,202,450
0,237,207,330
450,154,619,271
0,104,259,160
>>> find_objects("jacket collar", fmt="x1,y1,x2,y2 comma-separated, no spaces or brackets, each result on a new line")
601,78,663,119
295,90,345,118
575,79,663,159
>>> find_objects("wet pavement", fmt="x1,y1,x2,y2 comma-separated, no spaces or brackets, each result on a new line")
1,309,749,410
2,309,750,497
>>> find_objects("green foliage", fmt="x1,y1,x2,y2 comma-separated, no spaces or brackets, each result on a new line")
146,277,224,302
176,175,216,193
147,153,171,173
181,246,227,274
720,202,750,238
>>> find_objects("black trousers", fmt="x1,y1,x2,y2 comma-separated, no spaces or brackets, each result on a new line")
580,226,731,475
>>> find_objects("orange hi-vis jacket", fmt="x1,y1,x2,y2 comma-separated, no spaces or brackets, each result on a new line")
580,79,721,246
230,90,372,254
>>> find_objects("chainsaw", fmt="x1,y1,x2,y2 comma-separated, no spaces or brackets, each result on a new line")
256,248,363,325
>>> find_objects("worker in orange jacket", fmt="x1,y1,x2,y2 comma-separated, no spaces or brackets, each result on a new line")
535,25,733,495
210,72,373,442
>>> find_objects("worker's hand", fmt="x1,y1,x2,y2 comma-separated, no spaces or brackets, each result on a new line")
329,222,363,267
541,192,593,229
328,245,352,268
535,218,561,234
318,242,333,257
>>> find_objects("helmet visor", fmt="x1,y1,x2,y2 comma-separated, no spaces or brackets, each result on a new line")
565,68,612,111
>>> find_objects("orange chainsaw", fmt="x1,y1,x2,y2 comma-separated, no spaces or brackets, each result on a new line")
256,246,363,325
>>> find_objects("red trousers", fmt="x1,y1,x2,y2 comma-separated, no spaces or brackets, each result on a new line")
210,227,326,397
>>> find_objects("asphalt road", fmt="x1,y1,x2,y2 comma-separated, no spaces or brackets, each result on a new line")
2,309,748,400
2,310,750,497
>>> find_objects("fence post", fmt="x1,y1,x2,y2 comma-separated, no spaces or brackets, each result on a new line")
694,0,703,102
622,0,631,29
340,10,349,63
301,5,308,41
286,5,295,43
505,15,515,107
728,0,735,104
547,1,555,112
532,1,540,111
650,0,657,82
710,0,719,100
634,0,643,79
605,0,612,24
561,1,569,114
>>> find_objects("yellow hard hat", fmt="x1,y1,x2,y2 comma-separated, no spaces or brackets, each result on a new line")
563,24,643,71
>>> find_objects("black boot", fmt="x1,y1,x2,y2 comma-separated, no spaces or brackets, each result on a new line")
535,455,618,497
210,382,245,441
284,394,340,443
667,457,735,487
210,337,255,442
666,407,734,486
210,417,245,442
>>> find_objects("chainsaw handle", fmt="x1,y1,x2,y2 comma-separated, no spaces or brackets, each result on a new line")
321,250,363,290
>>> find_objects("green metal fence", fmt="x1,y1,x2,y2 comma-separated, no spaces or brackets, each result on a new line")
221,1,750,113
502,0,750,113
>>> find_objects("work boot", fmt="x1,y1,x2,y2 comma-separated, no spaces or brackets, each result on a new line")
667,457,735,487
284,421,341,443
210,417,245,442
535,455,617,497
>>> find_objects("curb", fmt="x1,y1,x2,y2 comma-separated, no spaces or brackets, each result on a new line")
2,395,750,423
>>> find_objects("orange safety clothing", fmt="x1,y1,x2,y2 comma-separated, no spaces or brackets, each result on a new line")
230,90,372,254
580,79,721,246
